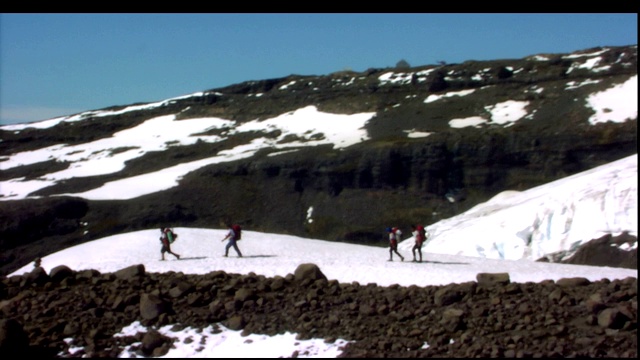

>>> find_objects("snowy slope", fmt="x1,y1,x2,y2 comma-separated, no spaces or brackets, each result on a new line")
400,154,637,261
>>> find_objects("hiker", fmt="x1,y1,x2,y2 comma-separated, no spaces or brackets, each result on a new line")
386,227,404,261
411,224,427,262
221,223,243,258
160,227,180,260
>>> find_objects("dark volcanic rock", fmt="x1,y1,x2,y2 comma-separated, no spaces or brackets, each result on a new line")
562,232,638,269
49,265,74,283
294,263,328,282
0,318,30,354
0,265,636,358
140,293,170,321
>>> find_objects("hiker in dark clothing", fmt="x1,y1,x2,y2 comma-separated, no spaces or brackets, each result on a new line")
160,227,180,260
221,223,243,258
386,227,405,261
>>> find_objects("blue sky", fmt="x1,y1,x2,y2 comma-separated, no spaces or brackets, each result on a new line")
0,13,637,125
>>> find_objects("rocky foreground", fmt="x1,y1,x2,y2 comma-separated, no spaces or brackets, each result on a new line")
0,263,637,358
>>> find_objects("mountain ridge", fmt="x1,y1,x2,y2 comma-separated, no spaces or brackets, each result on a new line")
0,44,637,276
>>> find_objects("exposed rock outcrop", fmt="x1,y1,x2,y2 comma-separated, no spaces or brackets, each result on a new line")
0,264,636,357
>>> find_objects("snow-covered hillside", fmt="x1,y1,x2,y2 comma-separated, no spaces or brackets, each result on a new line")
401,154,637,261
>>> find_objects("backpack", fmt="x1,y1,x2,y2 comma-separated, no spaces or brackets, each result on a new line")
392,227,402,241
416,225,426,241
166,228,178,243
232,224,242,240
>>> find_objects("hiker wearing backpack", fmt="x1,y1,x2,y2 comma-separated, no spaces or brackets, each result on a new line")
386,227,405,262
160,227,180,261
411,224,427,262
221,223,243,258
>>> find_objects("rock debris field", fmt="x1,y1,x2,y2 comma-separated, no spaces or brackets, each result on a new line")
0,263,637,358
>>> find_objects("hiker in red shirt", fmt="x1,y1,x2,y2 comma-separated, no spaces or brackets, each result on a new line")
411,224,427,262
160,227,180,261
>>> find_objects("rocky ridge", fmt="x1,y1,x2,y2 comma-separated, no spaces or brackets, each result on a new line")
0,263,636,358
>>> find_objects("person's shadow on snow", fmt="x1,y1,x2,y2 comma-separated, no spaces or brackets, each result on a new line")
170,256,207,261
240,255,278,258
415,260,469,265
